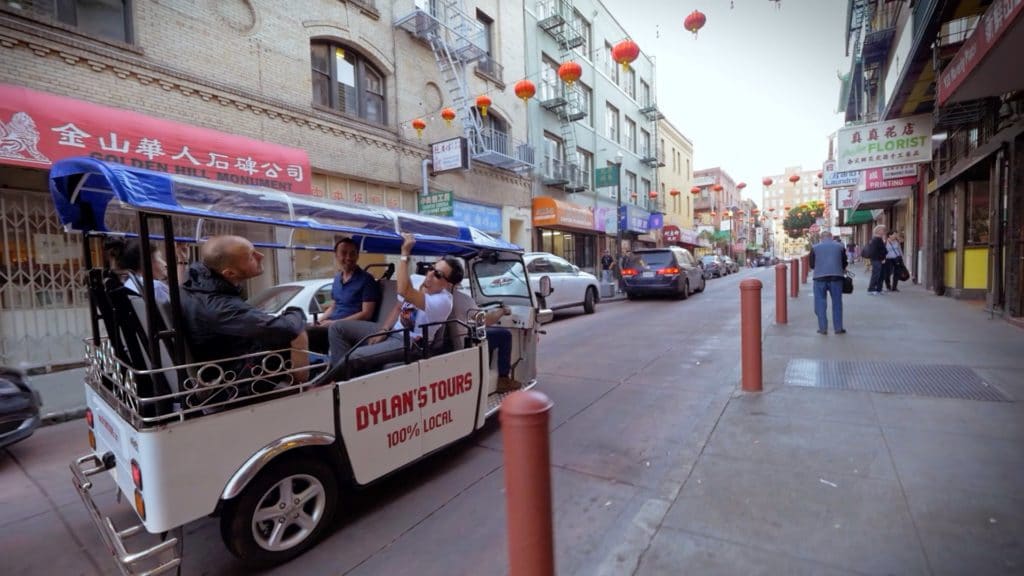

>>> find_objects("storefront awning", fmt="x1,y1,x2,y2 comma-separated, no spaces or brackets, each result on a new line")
937,0,1024,106
531,196,594,230
844,209,876,225
852,186,912,211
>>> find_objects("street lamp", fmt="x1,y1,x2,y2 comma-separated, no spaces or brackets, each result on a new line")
613,151,624,263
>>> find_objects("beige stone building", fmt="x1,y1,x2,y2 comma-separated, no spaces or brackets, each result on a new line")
656,117,695,247
0,0,533,368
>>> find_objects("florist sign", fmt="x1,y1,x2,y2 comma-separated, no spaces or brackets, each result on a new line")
836,115,932,171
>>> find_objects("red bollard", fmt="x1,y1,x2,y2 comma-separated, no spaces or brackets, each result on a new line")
740,279,763,392
775,263,788,324
801,255,809,284
501,391,555,576
790,258,799,298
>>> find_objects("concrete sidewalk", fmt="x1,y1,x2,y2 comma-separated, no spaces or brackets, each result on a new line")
636,270,1024,575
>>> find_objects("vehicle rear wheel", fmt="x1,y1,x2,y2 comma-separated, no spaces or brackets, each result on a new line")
221,455,338,568
697,277,706,293
681,280,690,300
583,287,597,314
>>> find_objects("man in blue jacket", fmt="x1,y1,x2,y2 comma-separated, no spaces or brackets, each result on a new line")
181,236,309,384
809,230,849,335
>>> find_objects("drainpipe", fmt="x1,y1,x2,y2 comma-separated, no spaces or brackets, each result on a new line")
421,159,432,196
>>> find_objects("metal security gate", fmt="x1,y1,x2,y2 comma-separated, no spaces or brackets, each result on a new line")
0,188,242,369
0,188,89,368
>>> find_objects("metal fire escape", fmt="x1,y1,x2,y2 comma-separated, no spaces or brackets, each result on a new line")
394,1,534,172
537,0,588,192
638,57,664,214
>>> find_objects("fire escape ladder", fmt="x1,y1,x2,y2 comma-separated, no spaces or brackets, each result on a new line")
428,34,485,152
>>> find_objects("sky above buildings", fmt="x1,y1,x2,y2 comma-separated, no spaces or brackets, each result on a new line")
601,0,849,204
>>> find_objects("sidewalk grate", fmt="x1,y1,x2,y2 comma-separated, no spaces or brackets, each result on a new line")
784,359,1011,402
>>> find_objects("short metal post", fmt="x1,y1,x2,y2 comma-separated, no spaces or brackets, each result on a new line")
740,279,763,392
775,263,788,324
501,391,555,576
790,258,799,298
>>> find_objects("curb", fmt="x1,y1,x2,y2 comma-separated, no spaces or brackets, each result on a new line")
41,407,86,426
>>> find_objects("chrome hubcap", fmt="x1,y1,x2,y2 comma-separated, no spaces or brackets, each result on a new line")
251,473,326,552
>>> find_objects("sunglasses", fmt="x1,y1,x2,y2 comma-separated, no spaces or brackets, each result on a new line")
425,264,448,283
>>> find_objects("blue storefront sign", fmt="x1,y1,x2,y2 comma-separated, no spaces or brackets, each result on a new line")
648,212,663,230
618,205,651,234
453,200,503,235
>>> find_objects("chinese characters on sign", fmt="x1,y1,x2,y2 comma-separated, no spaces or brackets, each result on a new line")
417,190,454,217
835,115,932,171
453,201,502,234
0,84,311,193
431,137,469,173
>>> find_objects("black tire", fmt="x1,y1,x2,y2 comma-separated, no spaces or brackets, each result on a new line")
583,287,597,314
680,280,690,300
221,455,338,568
697,276,706,293
626,291,637,300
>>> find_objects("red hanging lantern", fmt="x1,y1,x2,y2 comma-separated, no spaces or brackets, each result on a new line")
816,171,823,179
476,95,492,117
411,118,426,139
558,61,583,85
441,107,456,127
690,186,701,195
684,10,706,37
769,207,776,212
710,211,717,217
712,184,723,192
784,204,791,211
630,191,638,200
670,189,680,197
762,177,773,187
737,182,747,191
612,39,640,71
648,190,658,199
788,174,800,184
514,79,536,102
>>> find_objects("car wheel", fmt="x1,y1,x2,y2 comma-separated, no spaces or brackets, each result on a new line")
583,287,597,314
698,277,706,292
626,291,637,300
221,455,338,568
681,280,690,300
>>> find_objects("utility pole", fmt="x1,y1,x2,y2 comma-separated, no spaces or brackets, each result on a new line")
613,151,624,262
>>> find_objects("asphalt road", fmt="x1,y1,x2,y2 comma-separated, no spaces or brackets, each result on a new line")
1,267,764,576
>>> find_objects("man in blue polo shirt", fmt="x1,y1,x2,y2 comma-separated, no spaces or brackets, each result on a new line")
307,238,380,352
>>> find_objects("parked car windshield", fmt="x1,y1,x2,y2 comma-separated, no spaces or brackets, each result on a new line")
248,285,303,314
475,259,531,298
636,252,674,268
701,256,720,265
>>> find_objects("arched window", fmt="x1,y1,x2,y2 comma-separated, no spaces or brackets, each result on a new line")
311,40,385,124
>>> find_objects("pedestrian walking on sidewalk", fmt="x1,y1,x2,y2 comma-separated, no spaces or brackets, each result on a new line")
600,249,614,284
884,232,904,292
866,225,888,294
809,230,848,334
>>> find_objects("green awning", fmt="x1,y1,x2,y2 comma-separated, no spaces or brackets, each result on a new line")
845,209,875,225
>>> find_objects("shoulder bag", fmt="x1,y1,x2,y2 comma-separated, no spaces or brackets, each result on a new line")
842,271,855,294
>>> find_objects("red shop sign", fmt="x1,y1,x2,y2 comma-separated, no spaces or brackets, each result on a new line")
0,83,311,193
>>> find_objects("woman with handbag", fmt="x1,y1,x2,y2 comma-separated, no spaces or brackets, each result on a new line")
884,232,905,292
809,230,849,335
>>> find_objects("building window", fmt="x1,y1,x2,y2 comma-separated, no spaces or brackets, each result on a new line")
543,132,564,178
541,55,560,101
605,42,619,83
640,80,651,108
311,40,386,124
606,104,619,143
625,171,637,202
623,68,635,98
577,148,593,184
641,177,651,209
40,0,133,43
572,10,591,60
624,117,636,153
475,9,502,83
578,82,593,127
640,129,651,158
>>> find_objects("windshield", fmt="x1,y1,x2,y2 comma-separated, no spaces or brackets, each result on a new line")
248,285,303,314
474,259,531,298
635,252,674,268
701,256,720,264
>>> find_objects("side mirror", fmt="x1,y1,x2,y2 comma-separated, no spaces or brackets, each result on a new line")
309,297,323,324
538,275,553,297
572,265,580,274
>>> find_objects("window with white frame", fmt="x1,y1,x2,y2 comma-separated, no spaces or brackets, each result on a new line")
543,132,564,177
572,9,591,60
624,117,636,153
605,42,619,83
541,55,560,101
606,104,619,143
640,80,651,108
623,68,635,98
578,82,593,126
640,129,651,158
625,171,637,202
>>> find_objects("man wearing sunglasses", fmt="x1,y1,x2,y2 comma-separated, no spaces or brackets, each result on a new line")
327,233,464,378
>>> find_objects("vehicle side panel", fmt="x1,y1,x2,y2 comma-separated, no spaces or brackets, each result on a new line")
87,385,336,534
338,347,482,485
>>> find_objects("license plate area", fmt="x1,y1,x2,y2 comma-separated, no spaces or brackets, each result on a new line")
642,271,655,278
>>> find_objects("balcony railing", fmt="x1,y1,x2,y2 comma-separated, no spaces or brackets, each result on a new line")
475,55,504,84
565,165,589,193
471,127,534,172
394,1,488,63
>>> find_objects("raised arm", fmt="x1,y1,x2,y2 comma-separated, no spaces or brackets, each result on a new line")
397,233,427,312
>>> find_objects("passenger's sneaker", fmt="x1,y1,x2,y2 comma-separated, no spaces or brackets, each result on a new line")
496,376,523,393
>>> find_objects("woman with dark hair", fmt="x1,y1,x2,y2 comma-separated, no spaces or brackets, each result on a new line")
103,237,183,304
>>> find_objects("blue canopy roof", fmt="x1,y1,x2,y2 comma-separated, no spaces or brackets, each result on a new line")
48,157,520,257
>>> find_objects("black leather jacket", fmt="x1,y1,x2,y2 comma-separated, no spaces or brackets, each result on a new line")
180,263,305,370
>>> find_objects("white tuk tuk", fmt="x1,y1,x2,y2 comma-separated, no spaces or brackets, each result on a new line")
51,157,552,574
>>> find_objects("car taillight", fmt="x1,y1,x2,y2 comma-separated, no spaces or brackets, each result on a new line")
657,267,680,275
131,459,143,491
85,408,94,428
134,490,146,521
621,268,638,277
88,430,96,450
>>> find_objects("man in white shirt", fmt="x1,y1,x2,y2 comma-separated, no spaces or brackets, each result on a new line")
327,233,463,378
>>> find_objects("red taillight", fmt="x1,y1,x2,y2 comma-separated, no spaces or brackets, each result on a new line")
85,408,94,428
657,267,681,275
621,268,638,277
131,459,143,491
